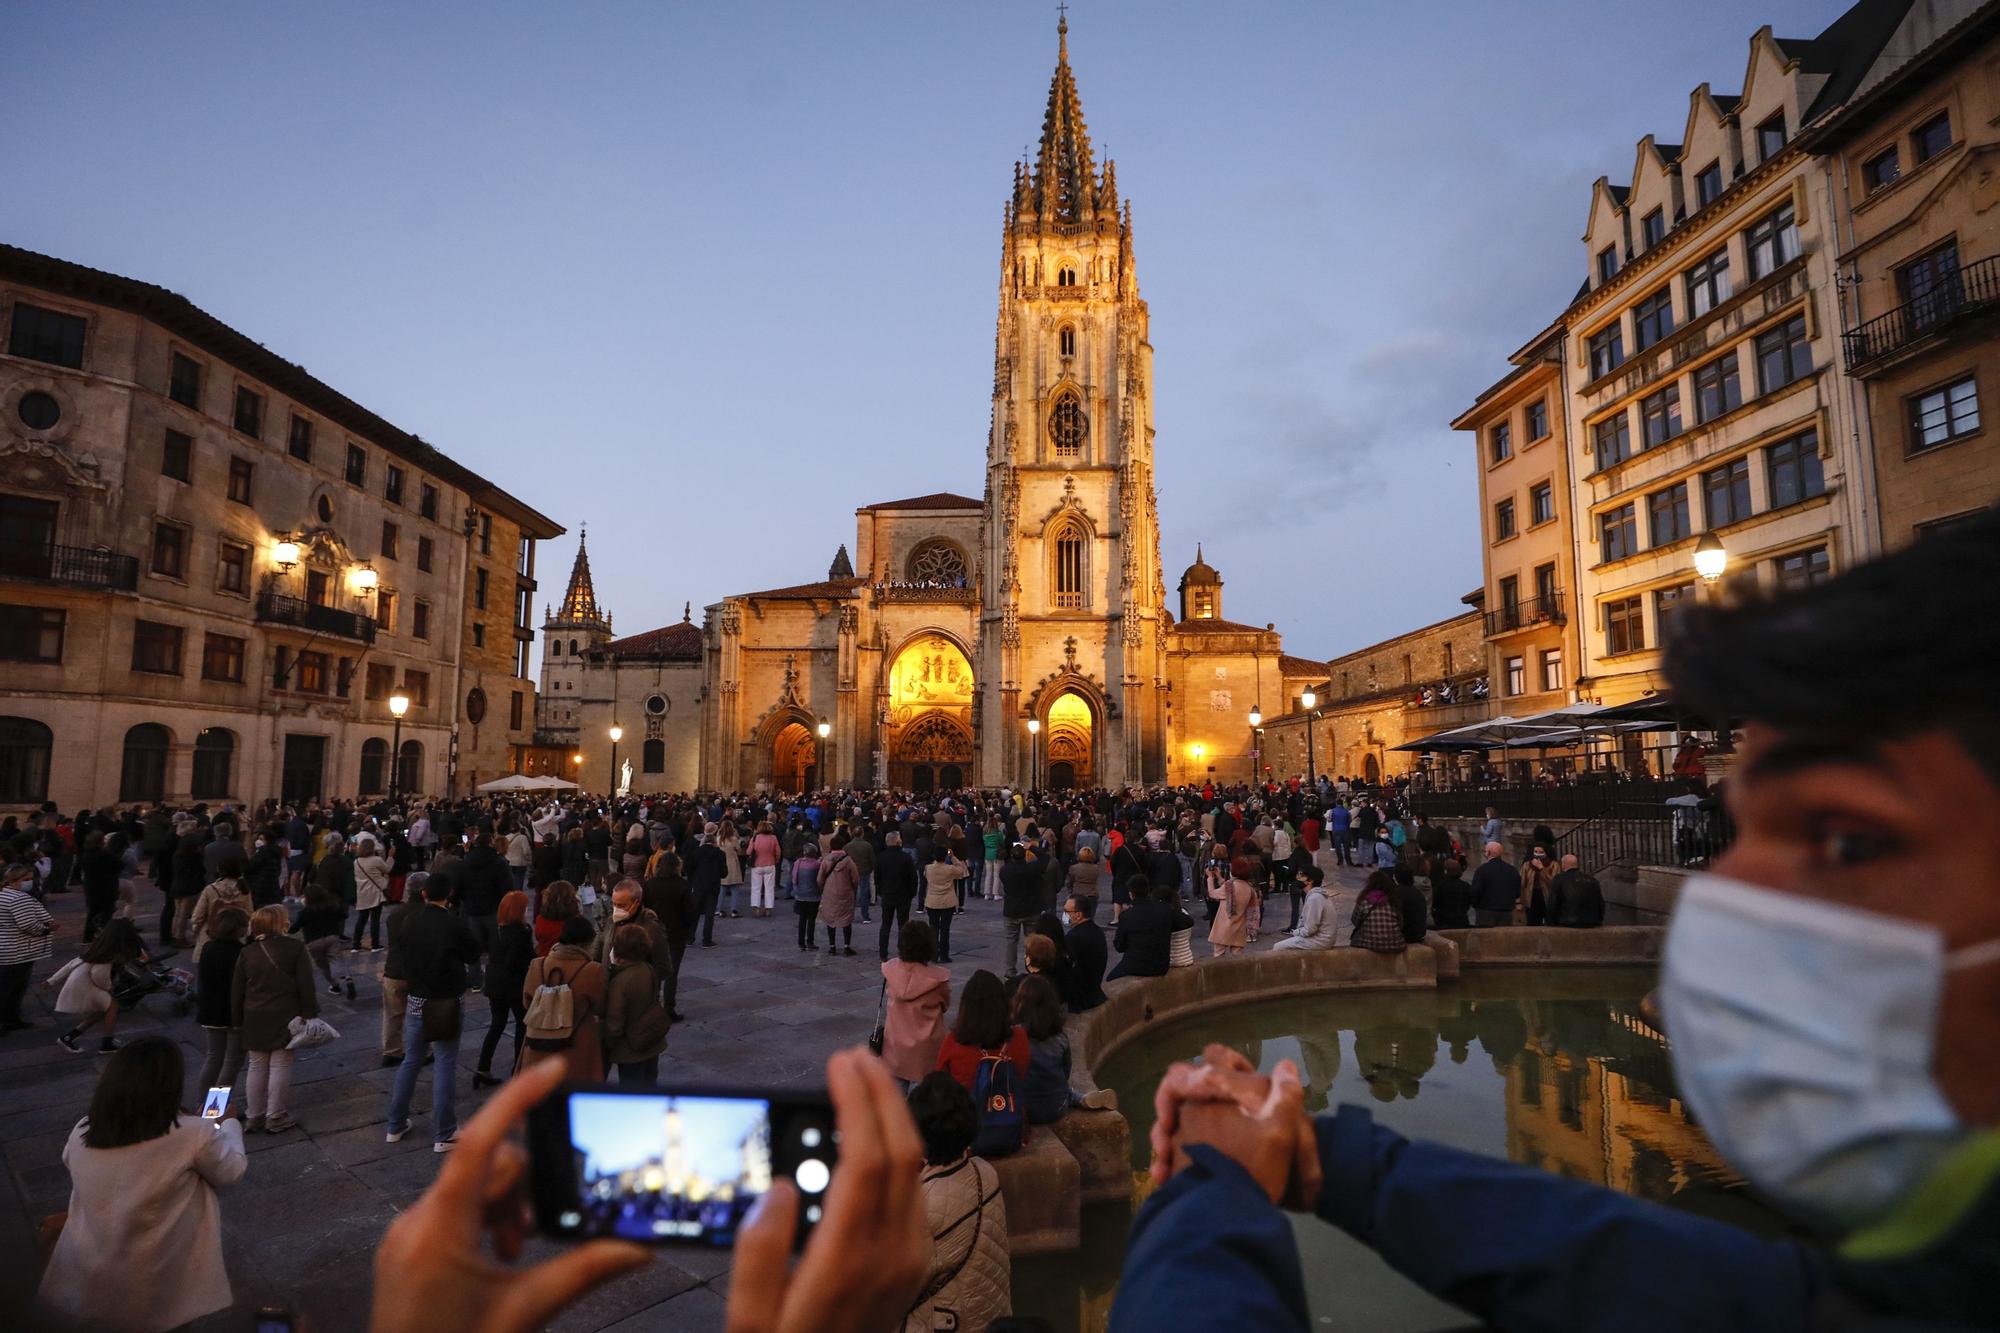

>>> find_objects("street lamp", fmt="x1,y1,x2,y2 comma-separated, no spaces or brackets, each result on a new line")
1027,717,1041,787
1191,742,1207,777
816,719,831,739
351,563,379,595
387,693,410,802
608,724,623,796
1694,531,1729,584
1300,689,1319,785
1247,705,1262,783
272,539,300,572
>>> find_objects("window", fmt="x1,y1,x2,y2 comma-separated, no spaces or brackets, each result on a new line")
1912,111,1952,164
1863,145,1901,193
1604,597,1645,655
1599,503,1638,562
1529,481,1555,525
345,444,367,486
1493,498,1516,541
514,585,532,630
1702,458,1752,527
0,717,54,804
1588,324,1625,378
1505,656,1526,696
1766,430,1826,507
1534,562,1559,605
1539,648,1564,693
201,632,245,683
1640,384,1683,448
376,589,395,634
1746,203,1799,279
1755,315,1812,393
397,741,422,794
474,567,489,609
1498,574,1521,621
0,605,64,662
510,690,526,730
1633,289,1674,349
360,738,389,797
191,729,234,799
217,540,250,595
643,738,665,773
288,414,313,462
1049,391,1087,458
233,386,263,437
1908,376,1980,451
1655,583,1697,644
403,669,430,708
420,482,439,520
472,623,486,648
169,352,202,408
306,567,330,606
413,599,431,641
417,535,433,572
479,513,492,555
1898,241,1962,330
1685,249,1732,318
296,650,329,694
153,429,194,483
1757,113,1786,163
7,303,87,368
1641,208,1666,249
1057,266,1077,287
1773,546,1832,591
132,620,183,674
381,520,400,561
1693,354,1742,422
227,456,253,504
1489,421,1511,463
1596,245,1618,285
151,522,187,580
386,465,405,506
119,724,170,802
1526,400,1549,441
366,662,395,700
1648,482,1691,546
1695,160,1723,208
1052,521,1086,608
1058,326,1075,356
16,390,58,430
1592,411,1631,471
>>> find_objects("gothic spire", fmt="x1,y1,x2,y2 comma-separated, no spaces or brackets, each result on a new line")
552,529,609,631
1031,14,1097,225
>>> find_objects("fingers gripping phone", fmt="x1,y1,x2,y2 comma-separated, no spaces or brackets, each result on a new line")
201,1086,231,1120
528,1083,836,1249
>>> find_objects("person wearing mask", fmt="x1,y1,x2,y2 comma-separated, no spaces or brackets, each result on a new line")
1109,877,1179,980
1429,858,1473,930
518,915,607,1085
473,890,534,1089
193,907,249,1105
33,1036,247,1332
1468,841,1521,927
601,922,669,1084
1520,844,1557,926
351,833,392,951
881,920,953,1090
1273,866,1338,951
923,845,965,965
386,875,480,1151
1547,853,1605,929
233,905,317,1133
1112,512,2000,1332
1063,894,1109,1011
902,1073,1012,1333
874,831,919,962
0,861,56,1032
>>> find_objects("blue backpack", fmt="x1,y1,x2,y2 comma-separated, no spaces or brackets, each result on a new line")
970,1051,1025,1157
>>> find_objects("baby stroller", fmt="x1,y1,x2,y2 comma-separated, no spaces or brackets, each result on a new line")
112,960,196,1017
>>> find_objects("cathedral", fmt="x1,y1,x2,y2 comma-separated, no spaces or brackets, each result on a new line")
536,20,1322,795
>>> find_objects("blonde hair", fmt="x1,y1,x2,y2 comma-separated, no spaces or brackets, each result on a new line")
249,905,291,938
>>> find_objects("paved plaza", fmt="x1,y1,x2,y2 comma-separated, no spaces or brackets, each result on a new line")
1,863,1365,1330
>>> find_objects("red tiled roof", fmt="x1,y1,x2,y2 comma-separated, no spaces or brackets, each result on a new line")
605,622,704,660
1280,654,1327,676
860,492,982,511
1170,617,1274,636
740,576,867,601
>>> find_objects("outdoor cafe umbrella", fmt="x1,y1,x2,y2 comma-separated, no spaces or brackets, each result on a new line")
475,774,541,793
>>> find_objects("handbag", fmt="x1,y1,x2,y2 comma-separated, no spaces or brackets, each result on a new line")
867,979,887,1056
286,1015,342,1049
420,994,463,1041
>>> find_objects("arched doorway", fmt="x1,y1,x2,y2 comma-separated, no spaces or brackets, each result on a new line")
771,721,817,794
886,634,975,789
1044,691,1093,790
1363,753,1382,785
894,712,973,794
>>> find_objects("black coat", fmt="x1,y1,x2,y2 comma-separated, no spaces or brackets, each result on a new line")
686,843,726,898
873,848,919,908
483,921,535,1003
1066,919,1108,1011
1470,859,1522,914
1110,899,1173,978
643,874,698,948
1145,847,1183,896
1548,870,1605,928
458,845,512,917
999,858,1041,918
401,903,479,1000
1430,871,1472,929
196,936,243,1028
1398,882,1430,944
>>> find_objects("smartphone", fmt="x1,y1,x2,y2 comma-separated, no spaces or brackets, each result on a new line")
253,1307,296,1333
201,1086,231,1120
528,1083,836,1249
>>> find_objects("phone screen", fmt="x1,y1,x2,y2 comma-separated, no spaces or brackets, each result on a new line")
531,1087,834,1247
202,1086,231,1120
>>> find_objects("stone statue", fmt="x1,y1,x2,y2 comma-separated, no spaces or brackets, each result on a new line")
619,759,633,796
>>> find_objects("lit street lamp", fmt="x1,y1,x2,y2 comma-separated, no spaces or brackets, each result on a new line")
1027,717,1041,787
1248,705,1262,782
1694,531,1729,584
1300,689,1319,785
608,724,623,796
388,693,410,802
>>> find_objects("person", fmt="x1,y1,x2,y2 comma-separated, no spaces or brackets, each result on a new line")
187,852,248,963
1350,870,1406,954
747,819,782,917
1547,852,1605,928
48,921,141,1054
602,921,669,1084
1520,844,1557,926
687,828,726,948
1027,911,1074,1005
380,869,424,1068
387,874,480,1151
33,1036,247,1332
923,844,964,964
875,830,919,961
792,842,823,950
934,970,1029,1154
902,1072,1012,1333
0,861,56,1032
518,915,607,1084
1273,866,1337,951
1207,863,1256,958
819,835,860,956
1468,840,1521,927
715,819,745,919
1429,858,1473,930
457,832,511,984
352,833,391,951
641,854,695,1021
1393,865,1429,945
1012,974,1073,1124
1109,876,1179,980
293,881,353,998
1479,805,1502,848
193,906,249,1104
1327,800,1352,866
882,919,952,1088
474,889,534,1088
999,842,1043,979
1065,845,1103,919
1113,512,2000,1332
1063,894,1108,1011
532,879,580,957
233,904,317,1133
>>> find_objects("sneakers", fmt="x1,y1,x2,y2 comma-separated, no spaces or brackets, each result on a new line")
98,1037,123,1053
1079,1088,1119,1112
433,1133,457,1153
263,1111,295,1133
57,1031,82,1053
385,1125,410,1143
327,983,343,995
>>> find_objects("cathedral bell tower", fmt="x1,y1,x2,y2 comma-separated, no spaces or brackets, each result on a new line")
980,16,1167,788
536,530,612,739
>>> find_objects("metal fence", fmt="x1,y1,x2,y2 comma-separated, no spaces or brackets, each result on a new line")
1405,779,1686,822
1557,803,1734,873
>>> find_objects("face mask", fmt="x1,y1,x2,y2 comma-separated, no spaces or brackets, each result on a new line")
611,906,631,922
1661,872,2000,1231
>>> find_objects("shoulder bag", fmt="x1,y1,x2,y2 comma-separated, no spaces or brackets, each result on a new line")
868,978,887,1056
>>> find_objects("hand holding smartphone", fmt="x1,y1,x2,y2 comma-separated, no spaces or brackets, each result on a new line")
201,1086,231,1120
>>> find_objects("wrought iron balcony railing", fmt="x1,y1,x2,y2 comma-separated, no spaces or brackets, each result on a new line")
1843,255,1999,372
1483,591,1567,637
256,590,377,642
874,581,977,604
0,538,139,591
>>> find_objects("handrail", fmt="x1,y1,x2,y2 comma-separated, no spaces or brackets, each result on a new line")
1843,255,1998,370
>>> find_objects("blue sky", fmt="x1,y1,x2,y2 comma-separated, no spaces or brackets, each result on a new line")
571,1092,767,1179
9,0,1842,661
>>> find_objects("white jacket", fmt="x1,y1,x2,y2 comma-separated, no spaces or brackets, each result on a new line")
353,854,392,910
903,1154,1010,1333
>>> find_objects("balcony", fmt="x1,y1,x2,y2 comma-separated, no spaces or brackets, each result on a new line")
256,590,377,642
874,581,977,605
1484,592,1567,638
1844,255,1999,373
0,538,139,591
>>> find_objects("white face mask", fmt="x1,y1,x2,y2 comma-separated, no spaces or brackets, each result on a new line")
1661,873,2000,1231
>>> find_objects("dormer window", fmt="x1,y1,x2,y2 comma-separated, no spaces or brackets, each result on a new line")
1695,160,1723,208
1757,112,1786,164
1641,208,1666,249
1059,325,1075,357
1596,245,1618,285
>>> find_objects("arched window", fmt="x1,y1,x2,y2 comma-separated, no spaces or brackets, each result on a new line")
549,641,560,658
1057,266,1077,287
119,724,170,803
1051,520,1088,609
0,717,53,805
643,738,666,773
397,740,423,795
906,539,969,586
359,738,389,796
1058,325,1075,357
191,728,235,799
1048,390,1087,459
569,638,579,656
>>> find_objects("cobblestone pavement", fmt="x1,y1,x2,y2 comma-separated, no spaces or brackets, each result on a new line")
1,855,1367,1330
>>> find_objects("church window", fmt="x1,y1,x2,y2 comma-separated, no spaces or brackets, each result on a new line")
643,738,665,773
569,638,578,655
1052,520,1087,609
906,539,969,586
1057,266,1077,287
1059,326,1075,357
1049,390,1088,458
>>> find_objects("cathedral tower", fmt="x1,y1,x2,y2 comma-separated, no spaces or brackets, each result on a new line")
981,17,1167,787
537,531,612,737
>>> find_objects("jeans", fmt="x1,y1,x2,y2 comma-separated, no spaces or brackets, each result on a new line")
198,1026,244,1097
387,996,460,1143
855,872,873,922
244,1048,294,1121
720,882,741,914
352,904,383,949
1004,915,1038,976
617,1056,659,1084
927,907,955,961
877,899,910,959
982,861,1003,898
699,889,720,945
306,935,342,987
478,991,526,1074
796,901,820,947
381,977,408,1059
663,936,687,1014
749,865,777,911
0,960,32,1025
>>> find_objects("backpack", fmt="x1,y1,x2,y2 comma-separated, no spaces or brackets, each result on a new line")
969,1050,1025,1157
1271,827,1293,861
523,961,577,1050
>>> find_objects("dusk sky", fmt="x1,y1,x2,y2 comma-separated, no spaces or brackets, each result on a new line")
10,0,1841,665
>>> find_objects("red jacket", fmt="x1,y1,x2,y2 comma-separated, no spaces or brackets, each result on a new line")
934,1027,1030,1092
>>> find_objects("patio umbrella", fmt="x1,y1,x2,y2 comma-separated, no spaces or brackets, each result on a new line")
475,774,540,792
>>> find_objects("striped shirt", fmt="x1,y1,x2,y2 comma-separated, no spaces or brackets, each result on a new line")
0,887,56,965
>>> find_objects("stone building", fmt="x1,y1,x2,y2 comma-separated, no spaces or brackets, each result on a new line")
0,244,559,812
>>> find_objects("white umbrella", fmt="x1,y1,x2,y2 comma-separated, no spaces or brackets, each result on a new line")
475,774,540,793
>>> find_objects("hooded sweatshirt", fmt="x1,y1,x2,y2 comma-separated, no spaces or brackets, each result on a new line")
880,958,951,1083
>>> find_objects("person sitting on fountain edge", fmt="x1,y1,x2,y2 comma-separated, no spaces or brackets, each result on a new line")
1110,512,2000,1333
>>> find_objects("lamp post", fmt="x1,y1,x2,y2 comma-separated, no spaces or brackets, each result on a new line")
816,718,832,790
1027,718,1041,788
388,693,410,803
608,724,623,797
1247,705,1262,783
1694,531,1728,585
1300,690,1319,785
